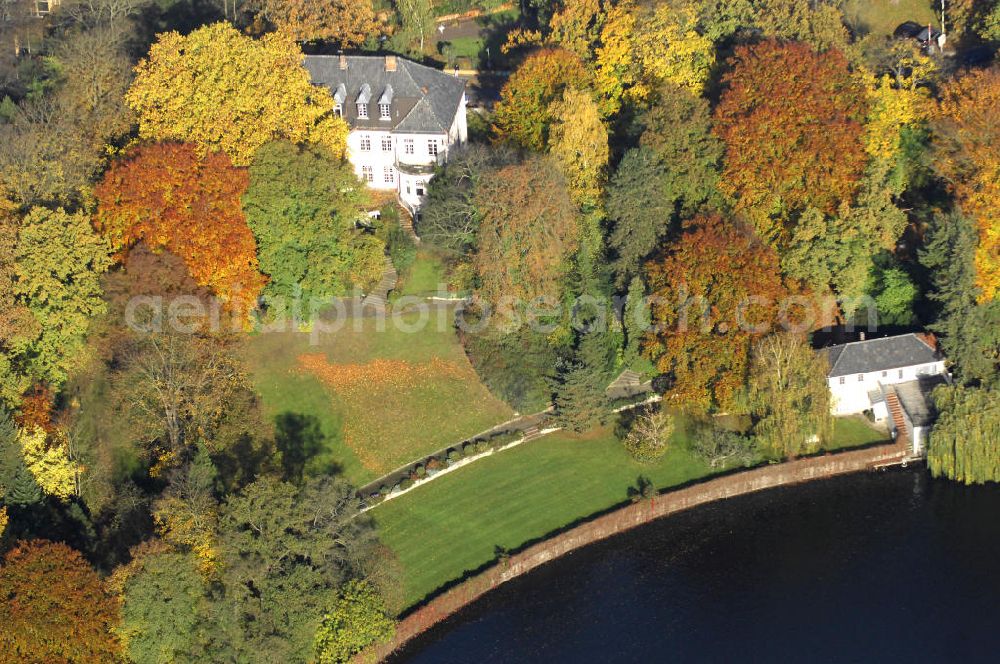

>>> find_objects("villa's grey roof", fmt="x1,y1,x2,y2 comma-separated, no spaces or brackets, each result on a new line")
356,83,372,105
823,333,942,377
304,55,466,134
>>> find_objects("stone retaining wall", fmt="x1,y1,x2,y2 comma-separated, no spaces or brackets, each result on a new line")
359,441,911,662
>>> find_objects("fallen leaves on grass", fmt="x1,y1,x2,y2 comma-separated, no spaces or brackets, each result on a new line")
297,354,477,474
297,355,467,395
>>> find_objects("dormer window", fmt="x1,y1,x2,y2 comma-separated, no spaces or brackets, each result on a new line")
333,83,346,119
356,83,372,120
377,85,394,122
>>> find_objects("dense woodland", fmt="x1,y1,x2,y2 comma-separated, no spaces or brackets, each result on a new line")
1,0,1000,660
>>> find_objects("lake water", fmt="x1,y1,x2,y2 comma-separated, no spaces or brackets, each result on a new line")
394,468,1000,663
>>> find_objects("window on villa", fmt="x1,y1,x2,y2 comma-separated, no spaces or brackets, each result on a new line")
380,103,391,120
839,377,845,385
404,139,414,155
357,103,368,119
881,370,887,377
381,136,392,152
333,103,342,118
361,165,373,183
427,140,438,157
384,166,395,184
898,369,904,379
360,136,371,151
416,181,425,196
858,374,864,382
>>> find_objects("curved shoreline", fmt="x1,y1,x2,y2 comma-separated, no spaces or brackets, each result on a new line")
361,440,912,662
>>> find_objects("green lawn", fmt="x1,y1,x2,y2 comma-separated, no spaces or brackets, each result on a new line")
825,414,891,451
396,250,447,298
241,307,513,485
842,0,938,37
373,410,894,609
436,7,522,69
372,424,717,609
441,35,483,62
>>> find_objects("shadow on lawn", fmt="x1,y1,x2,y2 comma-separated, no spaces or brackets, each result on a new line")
275,411,341,484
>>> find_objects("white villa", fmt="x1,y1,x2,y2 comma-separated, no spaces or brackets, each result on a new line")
822,332,949,455
303,54,468,218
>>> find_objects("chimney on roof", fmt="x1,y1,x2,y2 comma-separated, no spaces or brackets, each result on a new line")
339,54,348,70
385,55,397,72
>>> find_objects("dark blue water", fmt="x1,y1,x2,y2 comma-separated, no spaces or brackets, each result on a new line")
395,468,1000,663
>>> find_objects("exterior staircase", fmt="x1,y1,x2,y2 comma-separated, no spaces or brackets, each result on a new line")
885,388,910,450
361,256,398,312
397,204,419,242
520,425,542,443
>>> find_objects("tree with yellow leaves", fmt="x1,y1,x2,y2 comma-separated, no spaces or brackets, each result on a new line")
18,426,79,501
257,0,377,46
548,88,609,207
634,2,715,94
594,0,714,114
934,67,1000,302
492,48,591,150
549,0,606,60
862,73,929,166
126,23,348,166
593,0,646,113
858,43,936,170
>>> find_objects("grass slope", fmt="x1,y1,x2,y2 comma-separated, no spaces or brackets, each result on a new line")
396,250,447,298
843,0,938,37
373,425,716,609
241,308,513,485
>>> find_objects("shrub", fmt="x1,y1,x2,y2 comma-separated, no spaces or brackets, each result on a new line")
447,449,461,464
488,430,522,448
691,420,759,468
462,442,476,457
378,485,390,496
378,206,417,274
621,407,674,462
475,440,489,454
461,323,566,412
426,457,443,471
414,464,426,477
398,478,414,490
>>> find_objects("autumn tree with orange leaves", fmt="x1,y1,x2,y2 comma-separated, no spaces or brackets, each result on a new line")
643,213,789,411
0,540,121,662
474,156,580,313
713,41,868,245
95,143,266,309
492,48,592,151
933,67,1000,302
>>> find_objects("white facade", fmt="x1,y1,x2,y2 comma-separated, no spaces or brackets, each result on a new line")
307,53,468,218
345,99,467,215
828,360,946,416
